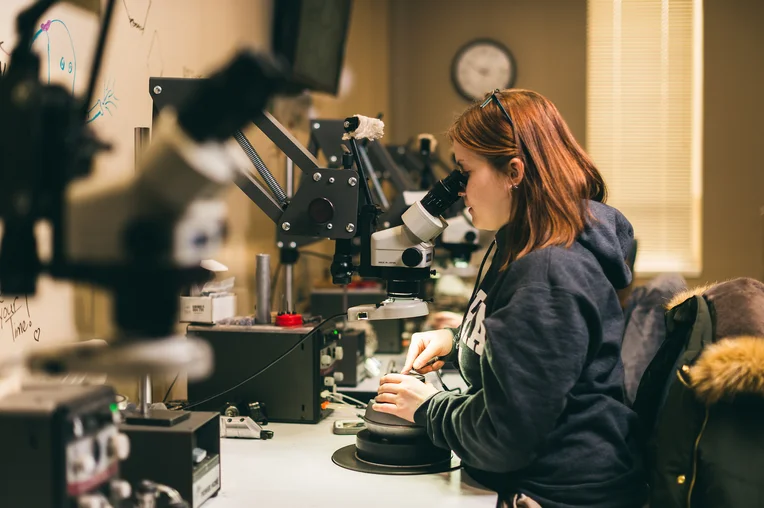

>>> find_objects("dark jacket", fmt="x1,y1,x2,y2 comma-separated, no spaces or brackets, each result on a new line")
621,273,687,406
415,201,646,507
635,277,764,507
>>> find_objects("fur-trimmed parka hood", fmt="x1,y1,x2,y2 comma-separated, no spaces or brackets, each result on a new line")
666,278,764,404
689,336,764,404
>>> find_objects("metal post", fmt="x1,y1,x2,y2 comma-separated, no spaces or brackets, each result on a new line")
134,127,150,171
135,127,154,414
284,158,295,313
139,374,152,416
286,158,294,197
285,266,294,313
256,254,271,323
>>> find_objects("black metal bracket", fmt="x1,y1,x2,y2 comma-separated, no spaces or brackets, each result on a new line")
308,119,351,167
149,77,360,241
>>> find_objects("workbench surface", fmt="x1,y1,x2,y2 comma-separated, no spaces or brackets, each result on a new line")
207,405,496,508
205,362,496,508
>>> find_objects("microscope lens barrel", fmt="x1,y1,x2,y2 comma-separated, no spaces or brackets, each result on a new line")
420,169,468,217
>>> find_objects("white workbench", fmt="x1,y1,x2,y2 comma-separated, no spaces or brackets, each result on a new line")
206,356,496,507
207,404,496,508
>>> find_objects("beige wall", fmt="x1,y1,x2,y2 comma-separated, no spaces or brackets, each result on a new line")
388,0,763,287
388,0,588,149
696,0,764,286
160,0,392,401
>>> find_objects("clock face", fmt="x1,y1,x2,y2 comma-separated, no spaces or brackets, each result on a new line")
451,39,516,101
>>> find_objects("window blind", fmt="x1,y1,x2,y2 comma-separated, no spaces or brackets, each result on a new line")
587,0,703,275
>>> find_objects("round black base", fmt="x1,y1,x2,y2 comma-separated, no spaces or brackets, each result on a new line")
332,430,457,475
355,429,450,466
332,444,457,475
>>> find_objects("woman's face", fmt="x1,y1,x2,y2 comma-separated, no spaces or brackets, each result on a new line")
453,142,513,231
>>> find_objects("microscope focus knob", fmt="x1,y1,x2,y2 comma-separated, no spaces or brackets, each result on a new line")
401,248,423,267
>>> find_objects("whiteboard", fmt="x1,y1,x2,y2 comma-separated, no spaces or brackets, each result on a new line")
0,0,273,358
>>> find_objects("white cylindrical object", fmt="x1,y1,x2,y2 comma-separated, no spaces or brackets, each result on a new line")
335,346,344,361
343,115,385,141
402,201,447,243
109,433,131,461
255,254,271,324
138,110,238,212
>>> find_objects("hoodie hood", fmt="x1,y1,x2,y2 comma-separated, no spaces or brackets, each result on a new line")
577,201,635,290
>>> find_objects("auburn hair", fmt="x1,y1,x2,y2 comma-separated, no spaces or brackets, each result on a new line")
447,89,606,269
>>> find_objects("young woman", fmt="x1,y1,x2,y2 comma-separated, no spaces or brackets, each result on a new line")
374,89,646,508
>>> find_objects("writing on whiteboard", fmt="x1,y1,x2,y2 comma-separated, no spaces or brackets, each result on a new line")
0,293,41,343
25,19,117,124
86,78,119,123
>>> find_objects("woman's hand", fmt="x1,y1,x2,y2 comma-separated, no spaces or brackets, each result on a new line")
401,328,455,375
374,374,438,423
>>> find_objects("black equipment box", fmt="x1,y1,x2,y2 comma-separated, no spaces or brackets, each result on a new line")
119,411,220,508
310,288,404,353
186,323,340,423
335,327,366,387
0,384,121,508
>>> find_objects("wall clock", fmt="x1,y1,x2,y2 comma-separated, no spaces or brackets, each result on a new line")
451,38,516,101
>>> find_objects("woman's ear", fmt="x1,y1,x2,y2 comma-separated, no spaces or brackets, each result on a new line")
508,157,525,187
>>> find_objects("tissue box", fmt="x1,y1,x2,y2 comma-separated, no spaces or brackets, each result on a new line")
179,295,237,324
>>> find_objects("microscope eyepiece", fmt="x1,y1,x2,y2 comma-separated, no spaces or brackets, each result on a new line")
419,169,468,217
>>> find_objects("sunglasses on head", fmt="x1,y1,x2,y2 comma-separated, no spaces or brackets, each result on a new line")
480,89,523,153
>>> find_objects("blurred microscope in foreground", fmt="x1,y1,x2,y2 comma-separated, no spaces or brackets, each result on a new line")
0,0,355,505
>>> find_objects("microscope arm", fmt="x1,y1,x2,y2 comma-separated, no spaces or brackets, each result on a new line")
253,111,321,174
365,140,417,193
233,167,285,224
150,79,360,242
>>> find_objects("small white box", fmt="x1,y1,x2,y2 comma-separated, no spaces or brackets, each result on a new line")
179,294,237,324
